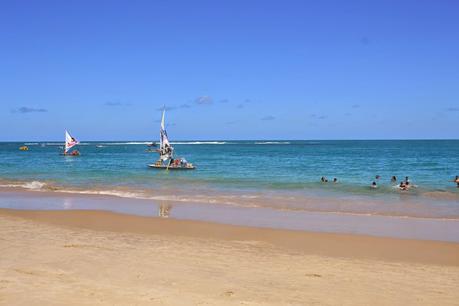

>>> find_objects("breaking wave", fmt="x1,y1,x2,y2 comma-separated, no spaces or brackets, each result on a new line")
0,180,47,190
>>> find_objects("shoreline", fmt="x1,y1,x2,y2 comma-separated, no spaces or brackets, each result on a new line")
1,208,459,266
1,188,459,243
1,177,459,218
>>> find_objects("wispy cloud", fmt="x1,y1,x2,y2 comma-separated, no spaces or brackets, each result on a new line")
104,101,131,107
226,120,241,125
195,96,213,105
105,101,121,106
12,107,47,113
310,114,327,120
180,103,191,108
360,36,370,45
446,107,459,112
261,115,275,121
156,106,177,111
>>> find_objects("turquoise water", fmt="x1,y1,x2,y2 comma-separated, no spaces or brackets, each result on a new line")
1,140,458,218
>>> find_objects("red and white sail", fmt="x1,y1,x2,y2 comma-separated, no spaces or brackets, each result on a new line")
65,130,79,153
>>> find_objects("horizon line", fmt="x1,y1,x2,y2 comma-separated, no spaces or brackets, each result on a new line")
1,138,458,142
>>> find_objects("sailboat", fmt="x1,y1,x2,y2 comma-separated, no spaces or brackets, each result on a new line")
62,130,80,156
148,109,195,170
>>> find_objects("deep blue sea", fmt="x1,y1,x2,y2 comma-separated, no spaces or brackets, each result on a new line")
1,140,458,219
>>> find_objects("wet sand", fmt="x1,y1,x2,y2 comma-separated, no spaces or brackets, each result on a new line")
1,208,459,305
1,189,459,242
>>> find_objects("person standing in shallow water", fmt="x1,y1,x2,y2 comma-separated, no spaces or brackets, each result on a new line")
391,176,397,182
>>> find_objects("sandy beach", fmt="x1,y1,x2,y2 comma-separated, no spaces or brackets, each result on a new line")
1,208,458,305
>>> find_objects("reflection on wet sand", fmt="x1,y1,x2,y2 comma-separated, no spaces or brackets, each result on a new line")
158,202,172,218
63,198,73,209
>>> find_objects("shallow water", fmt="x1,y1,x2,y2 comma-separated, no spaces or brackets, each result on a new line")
0,140,458,219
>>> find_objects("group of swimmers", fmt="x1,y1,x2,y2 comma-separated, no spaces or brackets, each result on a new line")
321,175,459,190
371,175,412,190
321,177,338,183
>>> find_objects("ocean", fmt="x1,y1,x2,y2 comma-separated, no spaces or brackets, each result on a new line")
1,140,458,219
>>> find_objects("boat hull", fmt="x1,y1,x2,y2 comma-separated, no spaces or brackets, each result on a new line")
148,164,195,170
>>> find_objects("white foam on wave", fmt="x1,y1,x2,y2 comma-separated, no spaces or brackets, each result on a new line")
0,180,47,190
171,141,227,145
50,187,249,207
254,141,291,145
98,142,151,145
44,142,89,146
23,181,46,190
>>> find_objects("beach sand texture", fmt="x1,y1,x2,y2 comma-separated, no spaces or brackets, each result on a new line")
1,209,458,306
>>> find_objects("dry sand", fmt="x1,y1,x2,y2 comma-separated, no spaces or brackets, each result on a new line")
1,208,458,305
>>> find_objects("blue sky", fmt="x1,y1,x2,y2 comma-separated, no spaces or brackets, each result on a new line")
1,0,458,140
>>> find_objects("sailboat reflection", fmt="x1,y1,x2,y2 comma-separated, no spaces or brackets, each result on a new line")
158,202,172,218
63,198,73,209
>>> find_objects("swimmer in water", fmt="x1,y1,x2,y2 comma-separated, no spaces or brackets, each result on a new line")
321,176,326,183
454,176,459,183
376,175,381,180
371,181,377,188
391,176,397,182
333,178,338,183
399,182,408,191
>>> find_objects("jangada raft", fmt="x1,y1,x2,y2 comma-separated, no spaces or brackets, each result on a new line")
62,130,80,156
148,109,195,170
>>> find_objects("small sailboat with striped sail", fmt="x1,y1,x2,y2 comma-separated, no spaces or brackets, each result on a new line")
148,109,195,170
62,130,80,156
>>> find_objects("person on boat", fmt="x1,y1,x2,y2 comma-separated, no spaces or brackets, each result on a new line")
371,181,377,188
71,150,80,156
391,176,397,182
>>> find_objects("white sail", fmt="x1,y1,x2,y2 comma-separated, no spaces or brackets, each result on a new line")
159,109,172,160
65,130,79,153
